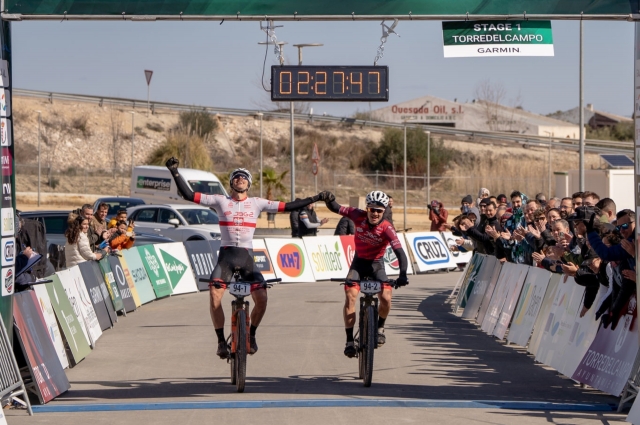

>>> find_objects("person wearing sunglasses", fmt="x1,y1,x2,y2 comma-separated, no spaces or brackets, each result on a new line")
165,157,332,359
323,190,409,358
586,208,635,263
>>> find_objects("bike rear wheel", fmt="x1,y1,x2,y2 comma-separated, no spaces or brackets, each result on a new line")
362,305,375,387
235,310,247,393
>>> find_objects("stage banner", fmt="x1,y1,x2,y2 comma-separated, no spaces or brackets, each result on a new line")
63,267,103,347
492,264,529,340
474,258,503,324
264,238,315,283
121,249,156,304
404,232,457,272
507,267,552,347
183,240,217,290
461,254,495,320
32,285,69,369
76,262,113,331
572,294,639,396
117,255,142,307
338,236,356,268
251,239,277,281
44,274,91,365
13,291,70,404
107,256,137,313
154,242,198,295
556,284,607,378
528,274,561,357
55,268,97,347
455,253,483,311
137,245,173,299
383,233,414,276
303,236,349,281
86,261,117,325
440,231,474,264
98,257,125,312
480,262,516,333
535,276,584,367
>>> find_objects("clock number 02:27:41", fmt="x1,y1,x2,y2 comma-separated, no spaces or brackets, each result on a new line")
278,71,381,95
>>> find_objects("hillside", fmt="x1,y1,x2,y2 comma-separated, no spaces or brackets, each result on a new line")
13,95,602,211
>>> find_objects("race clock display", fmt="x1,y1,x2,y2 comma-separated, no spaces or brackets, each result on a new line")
271,65,389,102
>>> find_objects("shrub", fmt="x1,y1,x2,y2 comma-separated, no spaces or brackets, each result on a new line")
146,130,214,172
146,122,164,132
179,110,217,137
70,114,91,137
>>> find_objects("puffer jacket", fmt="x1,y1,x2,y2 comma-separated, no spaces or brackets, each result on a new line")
65,232,98,268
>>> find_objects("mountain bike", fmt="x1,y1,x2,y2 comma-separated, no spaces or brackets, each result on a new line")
332,277,398,387
201,270,280,393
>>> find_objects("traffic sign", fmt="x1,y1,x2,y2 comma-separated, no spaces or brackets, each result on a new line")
312,143,320,161
311,161,318,176
144,70,153,85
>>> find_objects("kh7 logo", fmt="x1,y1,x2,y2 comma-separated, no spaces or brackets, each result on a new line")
277,243,305,277
413,235,450,265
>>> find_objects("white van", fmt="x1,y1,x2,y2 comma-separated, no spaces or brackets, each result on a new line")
131,165,228,205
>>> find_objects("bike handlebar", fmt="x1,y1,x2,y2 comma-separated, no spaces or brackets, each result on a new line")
198,278,282,288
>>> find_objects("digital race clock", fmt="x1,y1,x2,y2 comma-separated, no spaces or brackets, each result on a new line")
271,65,389,102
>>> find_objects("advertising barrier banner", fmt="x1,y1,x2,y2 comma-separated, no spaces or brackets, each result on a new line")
107,256,137,313
117,255,142,307
455,253,483,311
76,262,113,331
32,285,69,369
86,261,117,325
338,236,356,269
154,242,198,295
405,232,457,272
251,239,276,281
572,294,638,396
64,267,103,346
507,267,552,347
480,262,516,334
137,245,173,299
183,240,217,290
303,236,349,281
383,233,414,276
528,274,561,357
98,257,125,312
13,291,70,404
264,238,315,283
461,254,494,320
121,249,156,304
475,257,503,324
55,268,95,347
492,264,529,340
440,231,474,264
44,274,91,365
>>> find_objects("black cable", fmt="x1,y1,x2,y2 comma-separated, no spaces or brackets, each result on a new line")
261,28,271,92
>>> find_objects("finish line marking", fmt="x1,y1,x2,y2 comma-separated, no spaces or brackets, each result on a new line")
32,399,617,413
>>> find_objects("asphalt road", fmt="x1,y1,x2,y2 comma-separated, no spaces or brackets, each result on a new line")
7,272,630,424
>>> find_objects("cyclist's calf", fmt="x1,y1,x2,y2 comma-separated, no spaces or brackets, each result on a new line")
343,287,359,328
250,288,268,327
209,286,226,328
378,288,392,319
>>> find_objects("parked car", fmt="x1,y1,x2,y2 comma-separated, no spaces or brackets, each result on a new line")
92,197,146,221
127,204,221,241
18,211,174,268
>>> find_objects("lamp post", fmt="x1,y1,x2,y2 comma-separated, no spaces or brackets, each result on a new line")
36,111,41,207
403,124,407,231
426,131,431,206
257,112,264,199
579,20,585,191
130,111,135,175
544,131,553,197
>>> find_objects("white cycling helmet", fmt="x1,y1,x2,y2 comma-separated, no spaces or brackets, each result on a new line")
229,168,253,190
366,191,389,208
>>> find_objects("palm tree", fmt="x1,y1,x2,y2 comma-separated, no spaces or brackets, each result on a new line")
260,167,288,200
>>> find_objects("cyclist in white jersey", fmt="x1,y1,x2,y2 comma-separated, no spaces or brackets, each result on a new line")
166,157,331,358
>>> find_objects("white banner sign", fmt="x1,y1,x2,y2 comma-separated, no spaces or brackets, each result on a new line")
154,242,198,295
264,238,316,283
56,268,96,347
383,233,414,276
507,267,552,347
461,254,495,320
405,232,457,272
528,274,561,357
440,231,473,264
302,236,349,281
492,264,529,340
33,284,70,369
480,262,516,334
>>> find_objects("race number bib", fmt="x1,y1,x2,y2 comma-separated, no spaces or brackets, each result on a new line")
360,280,381,294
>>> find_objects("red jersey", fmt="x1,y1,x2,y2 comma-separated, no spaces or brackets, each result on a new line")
339,206,402,260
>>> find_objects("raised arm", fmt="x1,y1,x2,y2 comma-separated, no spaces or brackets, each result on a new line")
166,157,196,202
283,191,334,212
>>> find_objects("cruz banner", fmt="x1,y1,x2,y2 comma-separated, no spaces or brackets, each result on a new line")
443,21,554,58
405,232,457,272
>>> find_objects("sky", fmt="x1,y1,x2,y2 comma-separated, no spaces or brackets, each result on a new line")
10,19,635,118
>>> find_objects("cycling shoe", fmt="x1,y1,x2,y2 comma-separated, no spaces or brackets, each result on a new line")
344,342,357,358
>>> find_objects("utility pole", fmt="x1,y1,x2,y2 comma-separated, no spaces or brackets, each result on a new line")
130,112,135,175
37,111,41,206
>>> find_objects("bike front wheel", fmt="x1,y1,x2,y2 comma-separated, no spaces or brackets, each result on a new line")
235,310,247,393
363,305,375,387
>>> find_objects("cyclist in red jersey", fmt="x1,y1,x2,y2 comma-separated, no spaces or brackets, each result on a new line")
165,157,332,358
324,190,409,357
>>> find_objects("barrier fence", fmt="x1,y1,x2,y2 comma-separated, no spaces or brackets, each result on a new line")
11,232,631,410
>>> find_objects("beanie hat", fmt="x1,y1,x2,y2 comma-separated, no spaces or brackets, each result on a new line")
462,195,473,205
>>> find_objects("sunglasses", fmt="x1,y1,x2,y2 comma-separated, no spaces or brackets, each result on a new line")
367,207,385,214
233,175,249,181
617,222,631,231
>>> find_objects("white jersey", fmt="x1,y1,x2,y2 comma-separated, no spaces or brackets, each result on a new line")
194,193,284,248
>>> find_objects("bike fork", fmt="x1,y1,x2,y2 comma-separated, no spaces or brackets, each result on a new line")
230,300,251,356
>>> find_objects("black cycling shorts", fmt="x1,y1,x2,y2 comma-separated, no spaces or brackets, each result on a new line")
210,246,265,285
346,256,389,283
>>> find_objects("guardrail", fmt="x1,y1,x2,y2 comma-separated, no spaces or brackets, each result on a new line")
14,88,633,155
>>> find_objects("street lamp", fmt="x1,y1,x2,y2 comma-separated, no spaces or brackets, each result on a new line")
256,112,264,199
426,131,431,207
36,111,41,207
130,112,135,175
544,131,553,197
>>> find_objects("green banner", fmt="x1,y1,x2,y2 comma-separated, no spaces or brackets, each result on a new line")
122,248,157,305
137,245,173,299
443,20,553,57
98,258,125,312
45,274,92,364
5,0,635,17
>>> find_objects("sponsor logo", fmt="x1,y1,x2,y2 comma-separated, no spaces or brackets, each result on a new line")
136,176,171,191
412,235,450,265
160,249,187,286
131,267,147,283
1,182,10,207
1,148,10,176
113,264,132,299
311,242,343,273
4,267,12,294
144,248,161,277
0,119,9,146
383,246,399,270
224,211,232,216
252,249,273,273
1,208,13,236
276,243,305,278
89,286,104,304
3,239,14,263
233,217,245,226
614,295,636,353
0,93,6,113
444,235,460,257
234,211,254,218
